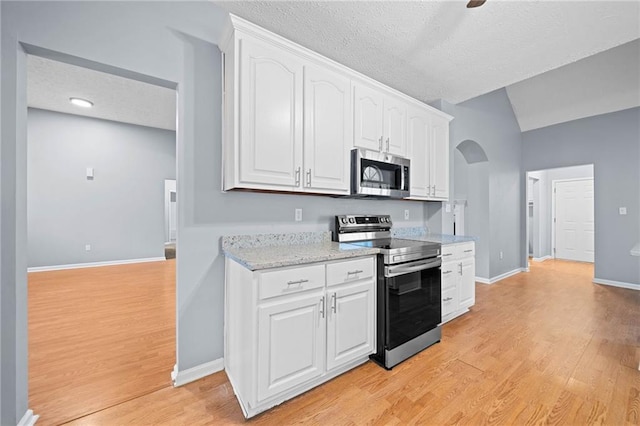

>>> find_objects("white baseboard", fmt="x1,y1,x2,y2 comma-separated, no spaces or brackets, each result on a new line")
593,278,640,291
476,268,525,285
172,358,224,387
532,255,552,262
27,257,166,272
18,409,39,426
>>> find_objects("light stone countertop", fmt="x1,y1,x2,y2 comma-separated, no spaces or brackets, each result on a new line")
391,227,477,245
221,231,379,271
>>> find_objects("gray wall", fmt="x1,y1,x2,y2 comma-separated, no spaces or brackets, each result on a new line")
438,89,524,280
522,107,640,286
27,108,176,268
0,2,434,422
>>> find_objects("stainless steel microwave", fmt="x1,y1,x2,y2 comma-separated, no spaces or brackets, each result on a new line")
351,149,410,198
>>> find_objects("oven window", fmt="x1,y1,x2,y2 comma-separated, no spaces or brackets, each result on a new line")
386,267,441,350
360,159,401,190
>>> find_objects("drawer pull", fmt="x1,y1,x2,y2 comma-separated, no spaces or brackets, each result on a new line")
443,271,453,275
464,249,473,253
347,270,363,275
286,279,309,286
443,297,453,302
442,253,453,257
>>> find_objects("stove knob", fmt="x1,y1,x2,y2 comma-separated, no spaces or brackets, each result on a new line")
348,217,355,224
382,217,388,223
340,217,347,224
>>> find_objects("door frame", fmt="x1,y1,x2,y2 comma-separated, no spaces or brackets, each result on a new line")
552,177,595,261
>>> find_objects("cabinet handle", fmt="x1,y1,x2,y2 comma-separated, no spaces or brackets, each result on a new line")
386,138,390,152
320,297,325,318
347,270,363,275
443,297,453,302
331,293,336,313
464,249,473,253
294,167,301,186
286,279,309,286
306,169,311,187
442,253,453,257
378,136,383,152
459,263,463,275
443,270,453,275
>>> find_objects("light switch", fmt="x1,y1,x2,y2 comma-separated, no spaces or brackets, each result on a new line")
404,210,410,220
619,207,627,215
445,203,451,213
294,208,302,222
86,167,94,179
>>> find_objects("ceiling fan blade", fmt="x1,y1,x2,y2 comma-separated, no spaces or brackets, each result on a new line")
467,0,487,8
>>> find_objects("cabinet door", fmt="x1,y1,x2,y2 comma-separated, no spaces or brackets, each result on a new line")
304,65,351,193
407,107,430,198
257,293,324,402
353,84,384,151
430,116,450,199
326,281,375,371
383,96,407,157
239,37,303,188
458,257,476,308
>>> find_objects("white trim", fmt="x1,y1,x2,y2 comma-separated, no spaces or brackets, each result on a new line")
593,278,640,291
17,409,39,426
27,257,166,272
172,358,224,387
475,268,525,285
532,255,552,262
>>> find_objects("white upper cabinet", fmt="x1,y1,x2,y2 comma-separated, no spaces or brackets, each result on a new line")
303,65,351,194
407,105,451,200
221,15,451,195
382,95,407,157
353,83,407,157
353,84,384,152
238,37,304,189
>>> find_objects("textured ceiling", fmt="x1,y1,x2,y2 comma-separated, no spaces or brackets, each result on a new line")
215,0,640,105
507,39,640,132
27,56,176,131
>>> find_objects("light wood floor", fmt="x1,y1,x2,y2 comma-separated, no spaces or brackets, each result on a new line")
28,260,176,426
33,259,639,425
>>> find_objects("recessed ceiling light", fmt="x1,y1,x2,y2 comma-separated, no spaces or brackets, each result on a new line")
69,97,93,108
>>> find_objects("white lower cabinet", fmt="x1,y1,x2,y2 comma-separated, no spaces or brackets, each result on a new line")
225,256,376,418
441,242,476,323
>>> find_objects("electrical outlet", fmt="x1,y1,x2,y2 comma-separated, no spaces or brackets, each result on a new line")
619,207,627,215
404,210,410,220
295,208,303,222
85,244,91,251
499,251,503,260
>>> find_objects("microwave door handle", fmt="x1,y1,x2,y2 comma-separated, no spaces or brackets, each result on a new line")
385,258,441,278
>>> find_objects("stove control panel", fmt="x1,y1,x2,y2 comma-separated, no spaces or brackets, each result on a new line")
335,214,392,232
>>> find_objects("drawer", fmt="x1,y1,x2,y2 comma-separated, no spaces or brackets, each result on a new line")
259,264,325,300
458,242,475,258
441,245,456,260
442,287,458,316
327,257,374,287
441,265,457,289
441,242,475,260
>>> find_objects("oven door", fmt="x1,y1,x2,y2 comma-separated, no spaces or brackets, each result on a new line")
384,257,441,350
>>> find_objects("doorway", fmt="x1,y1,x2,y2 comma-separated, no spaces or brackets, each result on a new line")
525,164,594,266
26,54,178,425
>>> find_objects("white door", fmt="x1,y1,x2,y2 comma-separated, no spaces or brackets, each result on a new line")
554,178,595,262
257,293,324,402
303,65,351,193
430,116,450,199
383,96,407,156
326,282,374,371
239,37,303,188
407,108,429,197
353,83,384,151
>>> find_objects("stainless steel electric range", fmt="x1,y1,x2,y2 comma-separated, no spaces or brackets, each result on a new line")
334,214,442,369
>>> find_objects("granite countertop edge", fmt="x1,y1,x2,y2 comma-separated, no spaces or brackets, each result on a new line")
223,242,380,271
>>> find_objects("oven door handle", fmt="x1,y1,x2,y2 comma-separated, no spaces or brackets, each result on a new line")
385,258,441,278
